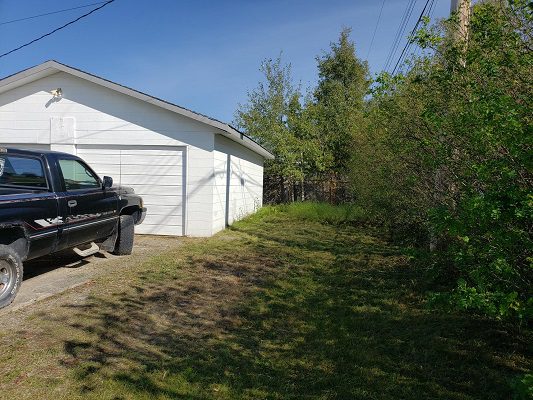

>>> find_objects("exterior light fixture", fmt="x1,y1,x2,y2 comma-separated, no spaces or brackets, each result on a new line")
50,88,62,98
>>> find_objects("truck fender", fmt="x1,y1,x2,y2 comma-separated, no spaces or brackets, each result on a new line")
120,205,143,224
0,223,30,260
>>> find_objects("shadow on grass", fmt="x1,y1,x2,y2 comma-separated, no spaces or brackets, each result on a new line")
51,216,531,399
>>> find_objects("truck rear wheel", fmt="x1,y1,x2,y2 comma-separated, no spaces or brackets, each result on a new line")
0,245,23,309
112,214,135,256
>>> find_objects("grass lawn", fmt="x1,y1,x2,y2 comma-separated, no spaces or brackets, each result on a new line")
0,204,531,399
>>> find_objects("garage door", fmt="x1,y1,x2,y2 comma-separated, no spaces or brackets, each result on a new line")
3,144,51,151
77,145,185,236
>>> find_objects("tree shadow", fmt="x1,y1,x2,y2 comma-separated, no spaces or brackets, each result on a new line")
51,219,531,399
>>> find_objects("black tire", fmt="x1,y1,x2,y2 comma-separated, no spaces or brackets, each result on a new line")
0,245,23,309
112,214,135,256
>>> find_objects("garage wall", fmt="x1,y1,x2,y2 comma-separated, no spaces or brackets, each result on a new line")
1,144,51,151
212,135,264,234
0,72,215,236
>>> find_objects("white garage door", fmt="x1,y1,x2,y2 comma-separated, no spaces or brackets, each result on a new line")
3,144,51,151
77,145,185,236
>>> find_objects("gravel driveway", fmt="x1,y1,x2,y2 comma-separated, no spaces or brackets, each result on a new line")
1,235,181,314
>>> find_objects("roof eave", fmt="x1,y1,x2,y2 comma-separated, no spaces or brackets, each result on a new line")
0,60,275,160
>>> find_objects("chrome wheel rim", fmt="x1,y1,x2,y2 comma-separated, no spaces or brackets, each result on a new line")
0,260,14,298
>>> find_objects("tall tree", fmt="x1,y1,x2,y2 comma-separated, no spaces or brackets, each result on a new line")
313,28,370,176
234,56,321,202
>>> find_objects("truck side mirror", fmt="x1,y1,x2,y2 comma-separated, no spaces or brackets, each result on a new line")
102,176,113,189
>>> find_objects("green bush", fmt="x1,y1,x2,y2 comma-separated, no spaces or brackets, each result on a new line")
352,2,532,322
511,373,533,400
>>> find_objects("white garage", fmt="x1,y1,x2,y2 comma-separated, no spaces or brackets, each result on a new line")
0,61,273,237
76,145,185,236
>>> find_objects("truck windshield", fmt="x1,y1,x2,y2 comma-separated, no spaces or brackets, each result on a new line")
0,155,47,189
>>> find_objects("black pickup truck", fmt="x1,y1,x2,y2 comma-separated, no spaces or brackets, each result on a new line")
0,148,147,308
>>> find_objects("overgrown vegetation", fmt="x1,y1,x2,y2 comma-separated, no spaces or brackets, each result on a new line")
354,1,532,322
235,28,369,203
236,1,532,323
1,206,531,399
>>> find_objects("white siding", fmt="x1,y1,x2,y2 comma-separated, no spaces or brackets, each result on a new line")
0,70,267,237
1,144,51,151
0,72,214,237
212,135,264,234
77,145,185,236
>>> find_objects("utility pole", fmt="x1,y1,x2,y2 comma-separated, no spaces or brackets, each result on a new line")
429,0,472,252
451,0,471,47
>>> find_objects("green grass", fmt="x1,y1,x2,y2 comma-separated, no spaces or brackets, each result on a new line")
261,201,366,225
0,203,530,399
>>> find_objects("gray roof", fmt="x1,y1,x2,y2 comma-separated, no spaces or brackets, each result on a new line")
0,60,274,160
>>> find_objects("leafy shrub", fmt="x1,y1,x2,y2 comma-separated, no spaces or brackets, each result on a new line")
511,373,533,400
353,1,532,322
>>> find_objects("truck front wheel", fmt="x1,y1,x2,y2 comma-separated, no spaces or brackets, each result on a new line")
112,214,135,256
0,245,23,309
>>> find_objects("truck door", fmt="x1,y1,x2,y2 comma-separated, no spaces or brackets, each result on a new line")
57,158,118,247
0,153,61,259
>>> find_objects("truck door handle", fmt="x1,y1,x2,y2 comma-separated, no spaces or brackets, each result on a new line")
68,200,78,208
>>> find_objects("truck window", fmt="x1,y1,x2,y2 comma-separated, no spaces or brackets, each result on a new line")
0,155,47,189
59,159,100,191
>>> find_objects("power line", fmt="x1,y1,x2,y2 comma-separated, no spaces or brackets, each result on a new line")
0,2,108,26
406,0,436,64
428,0,437,19
366,0,387,59
0,1,115,59
383,0,409,71
391,1,430,74
391,0,432,75
383,0,417,72
384,0,417,71
408,0,437,60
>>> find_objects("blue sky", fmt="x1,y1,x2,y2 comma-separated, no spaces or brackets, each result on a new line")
0,0,452,123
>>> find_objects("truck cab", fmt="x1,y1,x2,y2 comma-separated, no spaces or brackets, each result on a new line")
0,148,147,308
